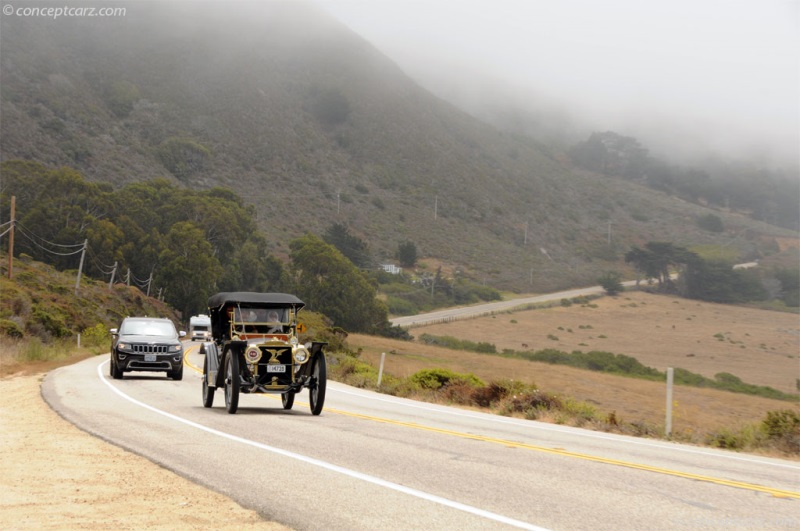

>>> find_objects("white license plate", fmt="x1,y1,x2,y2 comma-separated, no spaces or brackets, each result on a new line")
144,354,156,362
267,365,286,373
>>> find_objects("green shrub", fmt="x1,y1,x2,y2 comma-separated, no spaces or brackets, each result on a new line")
418,334,496,354
156,137,211,180
386,295,419,316
30,306,70,338
105,80,140,117
761,409,800,439
706,425,762,450
81,323,110,352
503,389,562,415
598,271,624,295
311,88,351,125
0,319,24,338
409,368,484,390
472,379,531,407
696,213,724,233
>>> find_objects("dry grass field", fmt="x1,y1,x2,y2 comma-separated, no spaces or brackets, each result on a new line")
348,292,799,444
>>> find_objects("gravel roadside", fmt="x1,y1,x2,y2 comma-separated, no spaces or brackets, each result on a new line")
0,372,290,530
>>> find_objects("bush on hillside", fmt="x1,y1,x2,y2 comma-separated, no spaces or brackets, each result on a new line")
409,368,484,390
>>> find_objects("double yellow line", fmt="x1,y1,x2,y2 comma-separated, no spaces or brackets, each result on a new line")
182,345,799,499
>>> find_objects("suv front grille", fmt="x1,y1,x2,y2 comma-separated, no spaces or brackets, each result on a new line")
131,344,169,354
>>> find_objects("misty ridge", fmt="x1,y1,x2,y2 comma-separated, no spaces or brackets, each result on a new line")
0,0,797,294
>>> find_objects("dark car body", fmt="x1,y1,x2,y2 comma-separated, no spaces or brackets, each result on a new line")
109,317,186,380
201,291,327,415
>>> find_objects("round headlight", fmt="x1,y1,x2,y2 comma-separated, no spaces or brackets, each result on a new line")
294,345,309,363
245,346,262,364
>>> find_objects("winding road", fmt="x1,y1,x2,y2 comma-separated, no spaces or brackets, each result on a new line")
43,343,798,530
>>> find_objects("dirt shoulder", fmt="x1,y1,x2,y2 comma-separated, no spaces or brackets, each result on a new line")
0,371,290,530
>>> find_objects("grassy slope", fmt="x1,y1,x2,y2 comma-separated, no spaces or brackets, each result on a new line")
347,292,800,443
0,255,181,350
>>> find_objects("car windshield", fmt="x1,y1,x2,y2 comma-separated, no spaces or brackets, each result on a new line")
120,320,176,337
233,307,287,323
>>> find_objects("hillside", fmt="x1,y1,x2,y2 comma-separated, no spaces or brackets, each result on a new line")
0,254,181,344
1,1,795,292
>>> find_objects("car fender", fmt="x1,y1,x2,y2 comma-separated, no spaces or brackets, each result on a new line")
202,342,219,387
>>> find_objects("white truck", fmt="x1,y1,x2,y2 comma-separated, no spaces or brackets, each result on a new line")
189,314,212,342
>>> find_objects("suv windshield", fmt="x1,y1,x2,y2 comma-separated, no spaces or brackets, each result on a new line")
120,320,176,337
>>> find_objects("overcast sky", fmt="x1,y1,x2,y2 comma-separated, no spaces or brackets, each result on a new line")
315,0,799,167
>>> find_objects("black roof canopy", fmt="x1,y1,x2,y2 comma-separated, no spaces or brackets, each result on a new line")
207,292,305,310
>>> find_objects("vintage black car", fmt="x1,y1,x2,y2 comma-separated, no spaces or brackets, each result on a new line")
201,292,327,415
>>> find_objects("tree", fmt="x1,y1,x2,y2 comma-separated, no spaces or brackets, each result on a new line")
774,268,800,307
696,213,724,233
157,222,223,317
323,223,371,268
397,240,418,268
598,271,624,296
625,242,696,292
568,131,649,179
684,258,767,303
219,238,285,293
289,234,388,333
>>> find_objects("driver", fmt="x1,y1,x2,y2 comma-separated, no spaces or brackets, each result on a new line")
267,310,282,333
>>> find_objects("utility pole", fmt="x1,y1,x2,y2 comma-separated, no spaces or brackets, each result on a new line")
108,261,117,288
7,196,14,279
146,269,153,297
74,239,88,294
434,195,438,220
524,221,528,245
126,268,131,286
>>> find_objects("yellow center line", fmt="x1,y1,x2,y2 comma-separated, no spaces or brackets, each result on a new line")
182,347,799,499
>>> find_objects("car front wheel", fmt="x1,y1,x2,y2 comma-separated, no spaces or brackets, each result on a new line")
168,363,183,381
202,355,215,408
309,353,327,416
281,391,295,410
110,355,123,380
224,351,240,414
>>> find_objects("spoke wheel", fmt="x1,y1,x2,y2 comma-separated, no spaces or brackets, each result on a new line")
202,355,215,408
309,353,327,416
281,391,295,410
225,351,240,414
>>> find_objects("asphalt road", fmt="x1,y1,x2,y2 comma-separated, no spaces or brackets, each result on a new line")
44,346,799,530
389,285,611,328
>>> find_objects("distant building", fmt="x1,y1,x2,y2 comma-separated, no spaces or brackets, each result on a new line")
381,264,402,275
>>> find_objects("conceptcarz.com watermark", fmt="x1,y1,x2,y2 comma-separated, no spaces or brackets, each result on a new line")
2,4,127,19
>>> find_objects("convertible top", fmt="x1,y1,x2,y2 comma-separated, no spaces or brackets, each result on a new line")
207,292,305,309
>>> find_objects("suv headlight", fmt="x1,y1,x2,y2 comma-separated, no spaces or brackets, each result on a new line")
169,344,182,352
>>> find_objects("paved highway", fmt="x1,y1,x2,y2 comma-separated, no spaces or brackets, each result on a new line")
44,345,798,530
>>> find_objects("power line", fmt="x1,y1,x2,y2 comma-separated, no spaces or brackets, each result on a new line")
15,225,86,257
14,221,85,248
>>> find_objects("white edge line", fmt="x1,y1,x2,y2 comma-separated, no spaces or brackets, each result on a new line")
95,359,548,531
